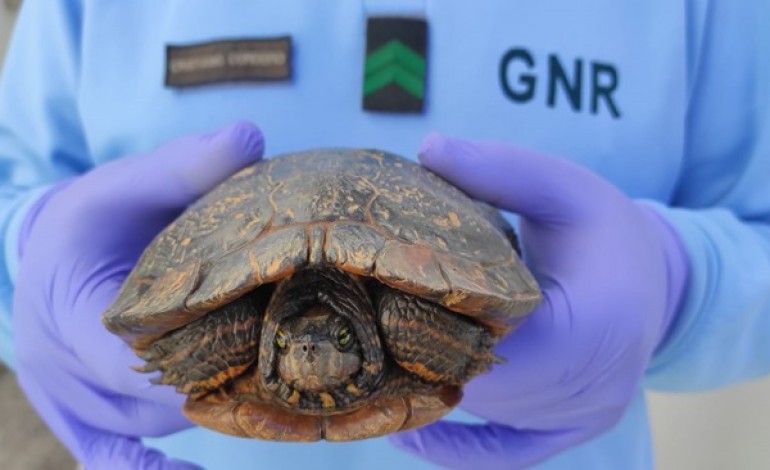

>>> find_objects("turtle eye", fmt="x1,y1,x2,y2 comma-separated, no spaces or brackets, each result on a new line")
276,329,288,349
337,326,353,350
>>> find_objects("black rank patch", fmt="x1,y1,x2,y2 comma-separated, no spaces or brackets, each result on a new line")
363,17,427,113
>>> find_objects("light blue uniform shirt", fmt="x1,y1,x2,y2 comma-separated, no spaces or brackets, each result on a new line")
1,1,769,468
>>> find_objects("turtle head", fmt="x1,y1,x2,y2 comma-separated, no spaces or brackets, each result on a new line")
275,306,362,392
259,268,385,411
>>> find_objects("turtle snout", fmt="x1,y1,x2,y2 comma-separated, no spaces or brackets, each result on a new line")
289,336,322,364
299,340,318,361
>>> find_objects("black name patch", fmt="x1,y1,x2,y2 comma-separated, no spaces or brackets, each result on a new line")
166,37,292,88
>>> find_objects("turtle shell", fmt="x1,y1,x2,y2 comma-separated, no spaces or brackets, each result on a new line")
103,149,541,351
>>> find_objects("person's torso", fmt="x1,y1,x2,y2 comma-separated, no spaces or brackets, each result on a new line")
81,2,680,468
78,0,686,204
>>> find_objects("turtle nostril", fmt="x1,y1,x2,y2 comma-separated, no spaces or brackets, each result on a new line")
302,345,308,353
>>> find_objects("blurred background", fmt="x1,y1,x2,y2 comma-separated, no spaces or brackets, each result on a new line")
1,2,770,469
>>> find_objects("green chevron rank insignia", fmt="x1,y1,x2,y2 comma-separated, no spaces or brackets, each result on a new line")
363,17,427,113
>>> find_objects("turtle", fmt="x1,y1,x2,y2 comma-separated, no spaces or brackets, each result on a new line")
102,148,541,442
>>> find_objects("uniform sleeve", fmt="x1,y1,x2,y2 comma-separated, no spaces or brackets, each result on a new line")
0,0,88,368
645,0,770,390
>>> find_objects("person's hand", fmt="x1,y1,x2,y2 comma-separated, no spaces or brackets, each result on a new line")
390,134,688,469
13,122,264,470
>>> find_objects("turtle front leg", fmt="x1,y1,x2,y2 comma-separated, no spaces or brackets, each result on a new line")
137,291,264,398
376,288,502,385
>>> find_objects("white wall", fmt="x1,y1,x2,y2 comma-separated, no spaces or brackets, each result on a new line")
1,4,769,469
649,381,770,469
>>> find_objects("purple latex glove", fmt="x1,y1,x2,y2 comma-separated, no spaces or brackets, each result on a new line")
13,122,264,470
390,134,689,469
